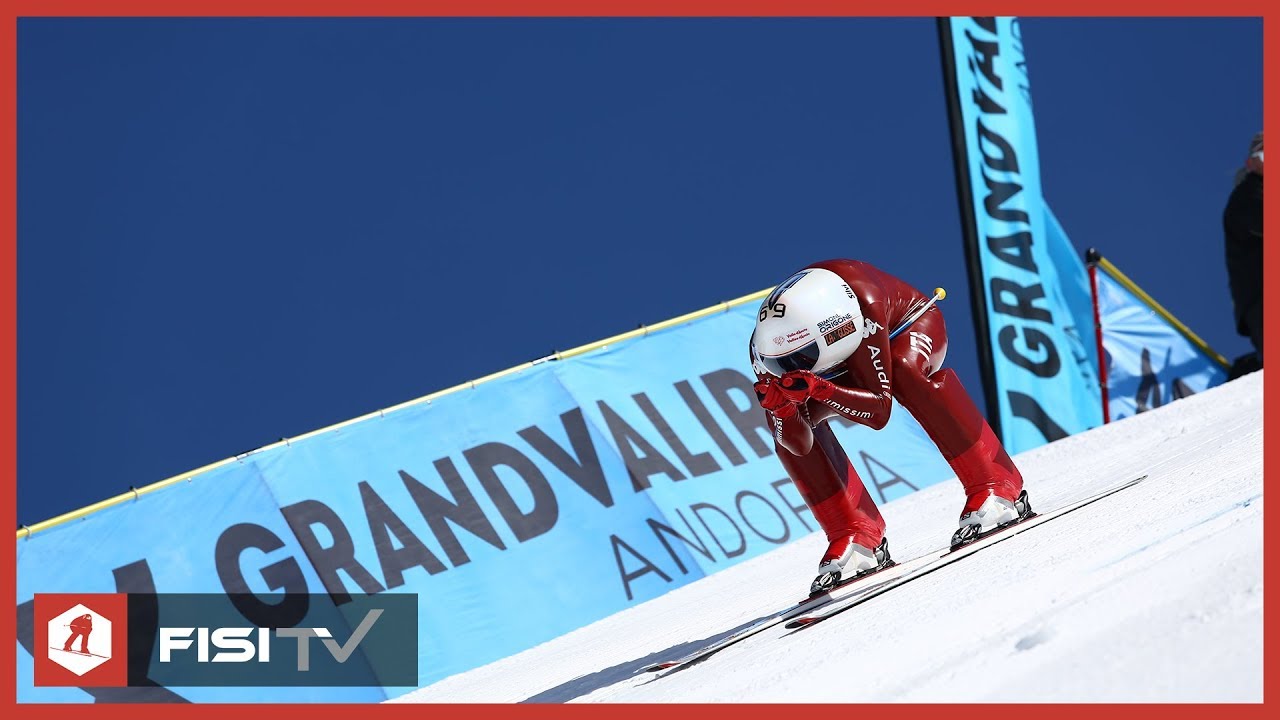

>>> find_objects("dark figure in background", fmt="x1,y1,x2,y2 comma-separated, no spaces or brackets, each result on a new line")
1224,131,1263,378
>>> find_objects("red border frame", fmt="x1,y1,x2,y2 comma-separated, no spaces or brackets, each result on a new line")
0,1,1274,16
3,2,1273,716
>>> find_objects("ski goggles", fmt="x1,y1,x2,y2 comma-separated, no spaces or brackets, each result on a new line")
756,343,848,380
755,341,822,378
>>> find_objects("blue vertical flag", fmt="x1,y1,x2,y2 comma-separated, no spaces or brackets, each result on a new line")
1088,255,1230,421
939,17,1103,453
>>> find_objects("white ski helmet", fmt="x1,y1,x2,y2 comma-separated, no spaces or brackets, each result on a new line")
751,268,864,378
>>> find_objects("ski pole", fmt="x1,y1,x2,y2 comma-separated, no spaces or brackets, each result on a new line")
888,287,946,340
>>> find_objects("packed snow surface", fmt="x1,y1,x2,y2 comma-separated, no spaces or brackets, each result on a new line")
396,372,1264,703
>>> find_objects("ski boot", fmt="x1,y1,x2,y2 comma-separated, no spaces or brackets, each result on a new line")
950,489,1033,549
809,536,893,595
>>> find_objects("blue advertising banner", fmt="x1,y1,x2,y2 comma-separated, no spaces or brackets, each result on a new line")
17,301,956,702
1093,263,1229,420
940,16,1103,453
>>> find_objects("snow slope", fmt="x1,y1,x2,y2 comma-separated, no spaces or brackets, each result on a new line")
396,372,1264,703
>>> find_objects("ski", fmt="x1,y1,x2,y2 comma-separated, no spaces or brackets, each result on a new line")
644,474,1145,677
49,646,111,660
784,474,1146,631
642,550,938,674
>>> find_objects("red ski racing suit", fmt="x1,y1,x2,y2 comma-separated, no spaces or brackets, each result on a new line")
752,259,1024,566
63,614,93,654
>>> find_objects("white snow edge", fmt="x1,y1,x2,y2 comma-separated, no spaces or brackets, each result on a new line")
394,371,1264,703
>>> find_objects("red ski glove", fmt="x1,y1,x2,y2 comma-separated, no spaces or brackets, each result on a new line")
779,370,835,403
754,378,797,419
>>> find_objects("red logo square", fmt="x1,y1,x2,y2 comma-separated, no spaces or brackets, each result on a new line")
33,593,129,687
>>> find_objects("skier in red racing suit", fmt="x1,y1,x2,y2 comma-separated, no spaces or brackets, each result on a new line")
63,614,93,654
750,259,1031,594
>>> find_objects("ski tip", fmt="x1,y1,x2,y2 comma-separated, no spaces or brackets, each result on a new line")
785,617,819,630
645,662,679,672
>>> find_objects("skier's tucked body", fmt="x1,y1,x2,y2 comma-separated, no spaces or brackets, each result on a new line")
750,259,1032,594
63,614,93,654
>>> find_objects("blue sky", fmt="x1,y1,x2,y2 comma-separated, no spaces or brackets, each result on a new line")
17,17,1262,524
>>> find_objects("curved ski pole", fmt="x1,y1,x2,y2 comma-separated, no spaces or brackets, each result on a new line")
889,287,946,340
